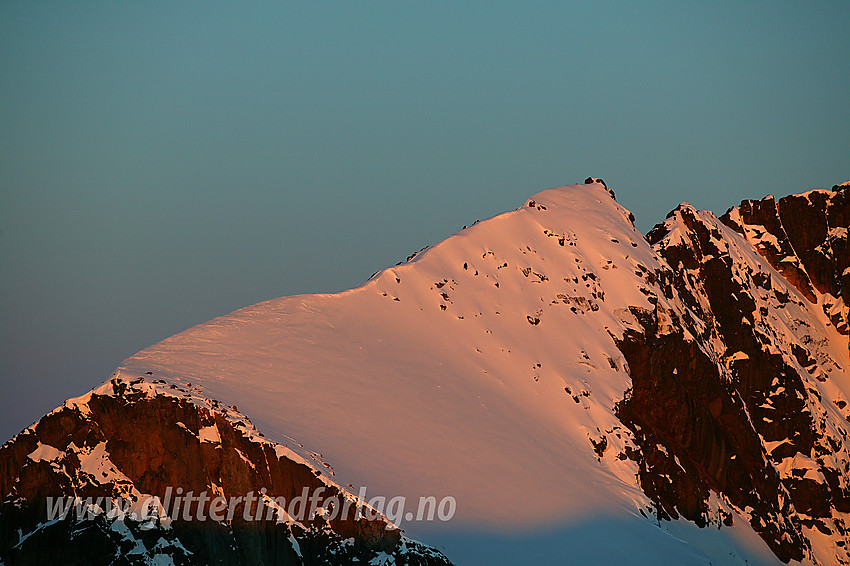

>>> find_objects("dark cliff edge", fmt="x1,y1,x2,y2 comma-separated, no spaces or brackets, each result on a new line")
0,378,452,566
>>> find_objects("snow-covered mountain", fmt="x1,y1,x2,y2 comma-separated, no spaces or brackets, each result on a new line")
2,180,849,565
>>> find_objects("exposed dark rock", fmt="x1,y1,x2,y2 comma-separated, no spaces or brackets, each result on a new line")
0,379,452,565
616,186,850,563
720,186,850,335
584,177,607,189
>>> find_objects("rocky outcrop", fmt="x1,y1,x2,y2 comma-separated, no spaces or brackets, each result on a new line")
615,185,850,564
0,378,451,565
721,186,850,334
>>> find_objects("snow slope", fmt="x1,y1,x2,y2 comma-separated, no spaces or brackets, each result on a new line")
116,183,788,564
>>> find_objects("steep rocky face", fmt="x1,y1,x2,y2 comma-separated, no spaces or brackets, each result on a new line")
721,186,850,334
614,185,850,564
0,378,451,565
615,306,807,562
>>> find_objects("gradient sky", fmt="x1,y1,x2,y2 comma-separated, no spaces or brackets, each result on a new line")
1,1,848,442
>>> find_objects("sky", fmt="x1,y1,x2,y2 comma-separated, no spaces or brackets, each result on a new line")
1,1,848,443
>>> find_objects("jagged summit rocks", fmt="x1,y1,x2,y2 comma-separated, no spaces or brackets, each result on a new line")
584,176,621,202
2,180,850,565
721,184,849,333
584,176,607,188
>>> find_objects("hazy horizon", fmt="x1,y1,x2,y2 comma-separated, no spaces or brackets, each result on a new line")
2,1,849,442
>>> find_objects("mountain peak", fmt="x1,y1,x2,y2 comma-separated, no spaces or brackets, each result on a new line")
3,181,850,565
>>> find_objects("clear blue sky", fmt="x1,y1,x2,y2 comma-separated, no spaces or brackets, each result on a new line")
1,1,848,442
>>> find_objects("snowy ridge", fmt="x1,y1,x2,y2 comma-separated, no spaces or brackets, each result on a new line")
115,184,783,564
122,185,662,518
6,180,850,565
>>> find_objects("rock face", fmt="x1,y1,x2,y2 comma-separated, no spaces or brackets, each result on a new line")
0,378,451,565
617,184,850,563
721,189,850,334
2,181,849,565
